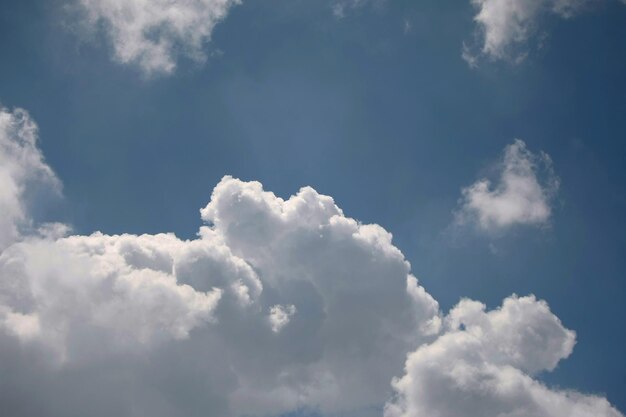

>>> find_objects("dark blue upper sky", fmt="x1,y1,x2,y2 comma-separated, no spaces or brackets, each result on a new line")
1,0,625,411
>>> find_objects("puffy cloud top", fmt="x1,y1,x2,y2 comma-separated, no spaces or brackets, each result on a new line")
385,295,622,417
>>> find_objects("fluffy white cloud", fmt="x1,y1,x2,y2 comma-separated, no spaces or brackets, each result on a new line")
0,108,621,417
385,295,623,417
455,139,559,232
465,0,595,64
0,179,440,415
0,232,227,358
74,0,240,75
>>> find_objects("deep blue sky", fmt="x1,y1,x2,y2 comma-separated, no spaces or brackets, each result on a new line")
1,0,625,411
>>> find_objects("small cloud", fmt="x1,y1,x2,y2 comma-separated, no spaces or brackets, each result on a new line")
268,304,296,333
463,0,596,66
331,0,384,18
403,19,412,34
454,139,559,234
71,0,241,76
332,3,347,18
461,42,479,68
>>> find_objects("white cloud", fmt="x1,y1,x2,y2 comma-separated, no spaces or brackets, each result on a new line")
0,178,440,415
74,0,240,75
385,295,623,417
455,139,559,232
0,108,621,417
465,0,595,64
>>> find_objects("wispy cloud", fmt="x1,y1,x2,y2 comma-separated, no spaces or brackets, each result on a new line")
0,107,61,250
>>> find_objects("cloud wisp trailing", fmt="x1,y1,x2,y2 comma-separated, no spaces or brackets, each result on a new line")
455,139,559,233
0,107,622,417
0,107,61,251
73,0,240,76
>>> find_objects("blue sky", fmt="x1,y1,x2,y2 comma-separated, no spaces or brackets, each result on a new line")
0,1,625,416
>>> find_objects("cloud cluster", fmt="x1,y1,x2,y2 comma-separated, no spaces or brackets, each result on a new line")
464,0,595,65
385,295,623,417
0,108,621,417
75,0,240,75
455,139,559,233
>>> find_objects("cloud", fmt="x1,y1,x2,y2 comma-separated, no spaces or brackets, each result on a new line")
74,0,240,75
0,107,61,251
464,0,595,64
455,139,559,233
0,108,621,417
268,304,296,333
0,108,440,415
385,295,623,417
0,182,440,415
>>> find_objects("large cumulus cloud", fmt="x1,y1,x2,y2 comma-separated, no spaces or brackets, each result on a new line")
0,106,622,417
0,107,440,416
0,180,440,415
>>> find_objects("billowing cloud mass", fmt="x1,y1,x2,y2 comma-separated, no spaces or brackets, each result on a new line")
464,0,595,64
74,0,240,75
0,108,621,417
0,108,441,416
455,139,559,232
385,295,623,417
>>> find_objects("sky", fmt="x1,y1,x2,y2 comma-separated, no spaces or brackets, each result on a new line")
0,0,625,416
